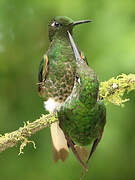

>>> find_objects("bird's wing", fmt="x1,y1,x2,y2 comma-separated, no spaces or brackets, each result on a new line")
38,54,49,83
38,54,49,94
86,101,106,165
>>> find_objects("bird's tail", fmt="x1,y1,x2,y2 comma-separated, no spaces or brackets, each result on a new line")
74,145,88,162
50,121,69,162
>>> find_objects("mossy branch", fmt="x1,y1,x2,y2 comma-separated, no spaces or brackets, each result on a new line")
99,73,135,105
0,73,135,153
0,114,57,153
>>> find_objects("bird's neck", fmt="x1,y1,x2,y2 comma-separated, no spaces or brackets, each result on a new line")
48,34,75,59
51,29,73,43
53,35,71,45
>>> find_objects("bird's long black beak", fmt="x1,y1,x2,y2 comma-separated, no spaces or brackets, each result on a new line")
71,19,92,26
67,31,82,64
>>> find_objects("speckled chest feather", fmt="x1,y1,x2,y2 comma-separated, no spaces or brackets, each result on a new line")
38,38,76,102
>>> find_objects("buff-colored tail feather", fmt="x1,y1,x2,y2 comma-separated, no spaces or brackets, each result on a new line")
50,122,69,162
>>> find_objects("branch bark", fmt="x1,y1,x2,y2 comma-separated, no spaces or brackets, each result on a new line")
0,73,135,154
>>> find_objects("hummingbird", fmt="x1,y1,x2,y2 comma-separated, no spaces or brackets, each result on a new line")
38,16,91,163
58,31,106,170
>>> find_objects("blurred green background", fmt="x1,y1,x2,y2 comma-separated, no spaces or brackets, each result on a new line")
0,0,135,180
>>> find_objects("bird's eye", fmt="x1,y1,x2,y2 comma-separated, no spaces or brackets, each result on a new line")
54,21,60,27
51,21,60,27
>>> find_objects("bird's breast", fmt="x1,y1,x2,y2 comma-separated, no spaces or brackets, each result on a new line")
40,40,77,103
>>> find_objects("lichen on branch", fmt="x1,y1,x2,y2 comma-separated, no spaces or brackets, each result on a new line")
99,73,135,105
0,114,57,153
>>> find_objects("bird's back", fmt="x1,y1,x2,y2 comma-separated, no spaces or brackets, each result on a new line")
58,61,106,146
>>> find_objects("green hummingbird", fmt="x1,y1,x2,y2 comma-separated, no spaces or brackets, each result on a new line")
58,31,106,170
38,16,91,163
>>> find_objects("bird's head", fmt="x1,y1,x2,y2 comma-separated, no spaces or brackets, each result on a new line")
48,16,91,41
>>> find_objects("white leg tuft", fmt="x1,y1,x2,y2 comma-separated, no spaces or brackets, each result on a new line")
44,98,61,113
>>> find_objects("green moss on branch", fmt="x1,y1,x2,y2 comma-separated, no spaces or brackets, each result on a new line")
99,73,135,105
0,114,57,153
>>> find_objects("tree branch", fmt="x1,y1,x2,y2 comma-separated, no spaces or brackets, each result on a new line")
0,114,57,153
0,73,135,153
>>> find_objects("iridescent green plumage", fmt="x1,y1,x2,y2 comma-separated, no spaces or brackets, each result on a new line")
58,31,106,168
58,63,106,146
